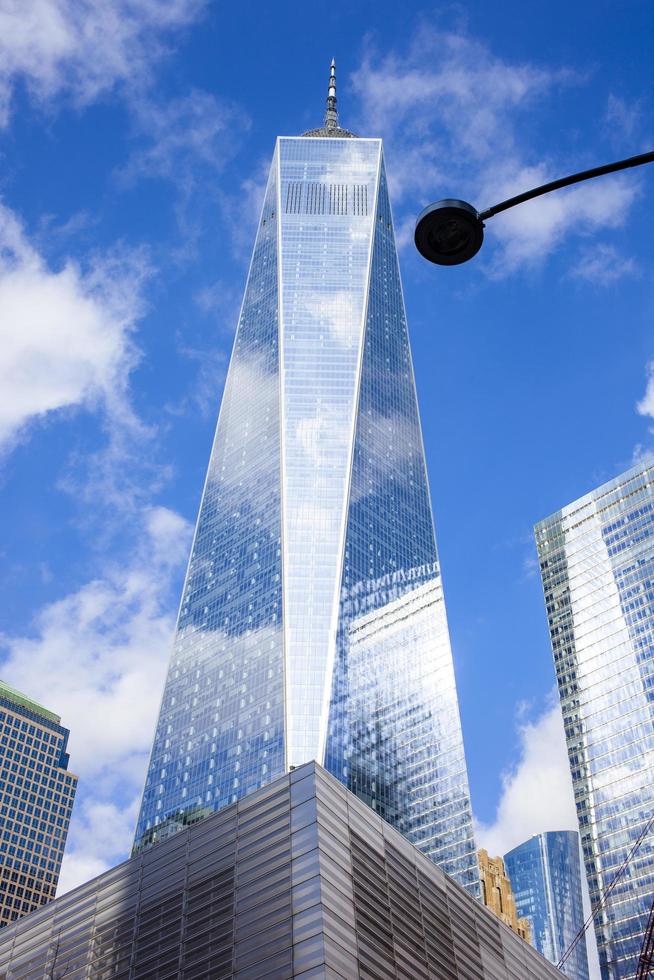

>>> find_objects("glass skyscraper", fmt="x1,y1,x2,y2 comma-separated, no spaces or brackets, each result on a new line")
0,680,77,926
504,831,590,980
134,63,478,893
536,461,654,978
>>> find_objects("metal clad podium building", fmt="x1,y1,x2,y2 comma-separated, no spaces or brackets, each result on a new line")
133,64,478,893
0,763,560,979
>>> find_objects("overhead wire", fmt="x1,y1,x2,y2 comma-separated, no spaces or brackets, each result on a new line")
557,811,654,971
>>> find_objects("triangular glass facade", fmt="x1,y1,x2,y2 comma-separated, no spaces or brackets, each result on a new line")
134,135,479,894
325,159,478,889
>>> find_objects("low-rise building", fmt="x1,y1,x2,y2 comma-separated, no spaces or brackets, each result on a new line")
0,762,561,978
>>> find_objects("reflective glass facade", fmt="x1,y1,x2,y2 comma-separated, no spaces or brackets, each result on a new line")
278,137,380,768
325,159,477,889
504,831,590,980
536,462,654,978
134,133,478,895
0,682,77,926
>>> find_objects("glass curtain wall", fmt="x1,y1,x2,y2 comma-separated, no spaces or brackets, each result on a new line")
325,159,478,891
536,462,654,978
133,158,286,848
504,831,590,980
134,134,479,896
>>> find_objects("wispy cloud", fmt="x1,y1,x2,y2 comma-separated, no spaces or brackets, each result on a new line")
122,90,250,185
218,158,270,261
351,28,572,201
194,276,242,322
0,0,206,125
605,93,642,143
120,89,252,257
570,243,639,285
0,504,192,893
637,362,654,422
486,169,639,274
350,26,640,275
165,342,229,420
632,444,654,466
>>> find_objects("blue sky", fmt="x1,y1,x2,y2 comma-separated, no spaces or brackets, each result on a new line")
0,1,652,965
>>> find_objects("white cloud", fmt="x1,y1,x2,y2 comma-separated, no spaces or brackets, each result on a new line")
120,89,251,258
351,30,567,202
0,0,205,125
633,445,654,467
569,243,638,285
0,505,190,776
485,168,639,273
475,694,577,856
0,504,192,893
123,90,249,185
637,363,654,421
605,93,642,142
350,29,640,274
218,159,270,260
57,797,139,894
0,200,150,455
167,342,229,420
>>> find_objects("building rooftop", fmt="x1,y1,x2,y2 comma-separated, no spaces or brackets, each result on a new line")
0,680,60,724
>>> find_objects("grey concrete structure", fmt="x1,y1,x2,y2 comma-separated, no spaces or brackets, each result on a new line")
0,763,561,978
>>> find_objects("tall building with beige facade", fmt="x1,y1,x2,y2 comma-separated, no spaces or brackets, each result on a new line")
0,681,77,926
478,848,532,944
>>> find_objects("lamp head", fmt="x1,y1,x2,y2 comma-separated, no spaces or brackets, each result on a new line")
414,199,484,265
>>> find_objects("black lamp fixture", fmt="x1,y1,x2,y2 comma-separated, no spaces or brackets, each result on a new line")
414,150,654,266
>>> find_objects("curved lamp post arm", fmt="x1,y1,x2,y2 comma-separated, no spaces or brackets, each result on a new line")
415,150,654,265
479,149,654,220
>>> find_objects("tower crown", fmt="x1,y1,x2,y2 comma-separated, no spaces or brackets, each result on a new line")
302,58,356,138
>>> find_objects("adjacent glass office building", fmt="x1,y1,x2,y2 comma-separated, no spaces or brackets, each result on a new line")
0,680,77,927
536,461,654,978
134,65,479,893
504,831,590,980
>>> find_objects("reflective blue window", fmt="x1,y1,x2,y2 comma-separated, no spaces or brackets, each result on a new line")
536,462,654,978
134,156,285,848
325,159,478,891
505,831,590,980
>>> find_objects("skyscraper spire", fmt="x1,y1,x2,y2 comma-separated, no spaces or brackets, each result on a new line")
302,58,355,138
324,58,338,130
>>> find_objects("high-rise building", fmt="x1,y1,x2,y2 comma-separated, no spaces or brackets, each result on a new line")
536,460,654,978
504,831,590,980
0,680,77,927
0,762,562,980
134,63,478,893
477,848,532,943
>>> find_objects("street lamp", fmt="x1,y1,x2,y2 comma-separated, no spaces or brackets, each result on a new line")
414,150,654,266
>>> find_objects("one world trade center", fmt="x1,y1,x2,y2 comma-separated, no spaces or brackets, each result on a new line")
134,62,479,895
